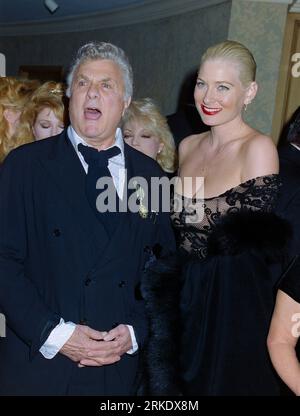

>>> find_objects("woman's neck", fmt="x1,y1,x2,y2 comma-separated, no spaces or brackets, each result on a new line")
209,117,247,148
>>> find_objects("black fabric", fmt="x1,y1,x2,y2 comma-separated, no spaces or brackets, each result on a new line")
175,175,290,396
141,212,290,396
0,131,176,395
206,210,291,261
167,105,209,147
78,143,121,235
141,174,291,396
276,144,300,257
279,255,300,304
179,251,281,396
271,144,300,395
78,143,120,165
172,174,280,260
139,252,182,395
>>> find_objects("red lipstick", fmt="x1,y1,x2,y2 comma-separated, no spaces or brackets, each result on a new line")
201,104,222,116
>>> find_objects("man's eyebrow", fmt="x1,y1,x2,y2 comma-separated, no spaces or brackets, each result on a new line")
100,77,116,83
75,74,89,81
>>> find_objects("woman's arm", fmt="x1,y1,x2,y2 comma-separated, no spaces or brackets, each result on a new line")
267,289,300,395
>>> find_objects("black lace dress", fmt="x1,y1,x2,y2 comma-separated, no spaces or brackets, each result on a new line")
170,174,286,395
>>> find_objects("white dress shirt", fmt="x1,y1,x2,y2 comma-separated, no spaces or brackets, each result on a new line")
39,126,138,359
70,125,126,198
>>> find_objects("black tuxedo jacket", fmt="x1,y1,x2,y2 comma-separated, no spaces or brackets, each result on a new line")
0,130,175,395
276,143,300,256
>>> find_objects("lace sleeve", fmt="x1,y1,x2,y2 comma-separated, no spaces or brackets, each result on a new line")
171,174,281,259
225,174,281,212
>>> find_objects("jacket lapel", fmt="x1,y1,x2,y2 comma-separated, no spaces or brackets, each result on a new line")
39,131,110,258
87,143,138,271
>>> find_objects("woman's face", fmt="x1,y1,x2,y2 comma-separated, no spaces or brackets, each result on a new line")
194,58,250,127
123,120,163,159
33,107,64,140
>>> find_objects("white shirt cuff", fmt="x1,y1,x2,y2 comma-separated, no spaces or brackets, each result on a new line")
126,324,138,354
39,318,76,359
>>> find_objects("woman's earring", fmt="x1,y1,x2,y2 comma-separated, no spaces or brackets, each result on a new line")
244,101,252,111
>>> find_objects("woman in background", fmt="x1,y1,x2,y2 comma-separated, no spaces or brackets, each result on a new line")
0,77,38,162
17,81,67,141
122,98,177,173
267,107,300,395
275,106,300,257
267,255,300,395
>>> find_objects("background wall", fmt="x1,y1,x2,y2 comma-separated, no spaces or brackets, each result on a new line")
0,0,293,135
0,1,232,116
228,0,289,135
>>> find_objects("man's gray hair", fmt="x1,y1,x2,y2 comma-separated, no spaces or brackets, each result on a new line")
66,41,133,101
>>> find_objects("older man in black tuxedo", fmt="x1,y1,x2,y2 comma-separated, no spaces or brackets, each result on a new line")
0,41,175,395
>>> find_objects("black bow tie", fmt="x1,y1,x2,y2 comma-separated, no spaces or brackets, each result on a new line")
77,142,121,235
78,143,121,167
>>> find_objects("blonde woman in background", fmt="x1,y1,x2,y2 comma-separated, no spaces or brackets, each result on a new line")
140,40,290,396
0,77,38,162
17,81,67,142
122,98,177,173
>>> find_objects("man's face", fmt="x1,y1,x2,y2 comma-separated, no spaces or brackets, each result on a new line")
69,59,130,148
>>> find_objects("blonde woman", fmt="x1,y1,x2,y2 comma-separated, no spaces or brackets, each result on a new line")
17,81,67,142
141,40,290,395
122,98,177,173
0,77,37,162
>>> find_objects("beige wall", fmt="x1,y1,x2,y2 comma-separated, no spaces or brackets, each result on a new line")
229,0,289,136
0,0,292,132
0,1,232,116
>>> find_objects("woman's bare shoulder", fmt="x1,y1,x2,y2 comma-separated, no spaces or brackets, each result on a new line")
241,130,279,179
243,131,277,159
179,132,208,156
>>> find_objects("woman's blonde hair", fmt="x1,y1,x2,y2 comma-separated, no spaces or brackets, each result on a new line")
16,81,67,143
0,77,38,162
122,98,177,173
201,40,256,86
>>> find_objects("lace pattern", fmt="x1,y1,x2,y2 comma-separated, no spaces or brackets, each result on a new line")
171,174,280,259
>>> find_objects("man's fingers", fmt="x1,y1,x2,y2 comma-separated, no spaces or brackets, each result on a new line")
80,355,121,366
103,324,127,341
87,340,121,356
79,359,100,367
103,331,117,341
78,325,107,340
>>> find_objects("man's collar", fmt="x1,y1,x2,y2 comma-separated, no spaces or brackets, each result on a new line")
67,125,124,157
